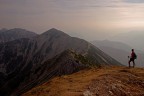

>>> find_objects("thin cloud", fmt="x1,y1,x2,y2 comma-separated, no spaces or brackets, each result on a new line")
123,0,144,3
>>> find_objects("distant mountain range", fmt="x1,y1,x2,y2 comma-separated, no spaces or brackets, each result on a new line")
0,28,37,43
0,28,121,96
91,40,144,67
109,31,144,51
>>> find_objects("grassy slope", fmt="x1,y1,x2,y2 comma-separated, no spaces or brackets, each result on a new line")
22,67,144,96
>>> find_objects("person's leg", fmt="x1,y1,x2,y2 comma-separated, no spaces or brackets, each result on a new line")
133,60,135,68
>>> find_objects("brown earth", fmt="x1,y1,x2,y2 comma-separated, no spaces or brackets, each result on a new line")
22,67,144,96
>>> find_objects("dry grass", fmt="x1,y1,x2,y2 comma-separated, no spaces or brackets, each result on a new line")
22,66,144,96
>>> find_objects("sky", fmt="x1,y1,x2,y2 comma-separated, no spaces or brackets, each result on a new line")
1,0,144,40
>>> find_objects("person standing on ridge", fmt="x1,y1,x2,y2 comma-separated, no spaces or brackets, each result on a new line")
128,49,137,68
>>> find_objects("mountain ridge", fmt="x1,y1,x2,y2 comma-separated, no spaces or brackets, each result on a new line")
0,28,121,96
0,28,37,43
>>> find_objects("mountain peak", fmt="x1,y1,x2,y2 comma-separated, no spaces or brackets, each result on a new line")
48,28,59,31
41,28,69,37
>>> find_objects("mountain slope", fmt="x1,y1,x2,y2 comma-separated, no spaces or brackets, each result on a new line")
0,28,37,43
0,28,121,96
22,67,144,96
9,50,87,96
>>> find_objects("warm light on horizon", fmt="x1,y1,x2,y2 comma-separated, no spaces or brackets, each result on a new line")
1,0,144,40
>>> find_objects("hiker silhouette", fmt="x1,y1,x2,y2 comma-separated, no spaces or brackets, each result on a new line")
128,49,137,68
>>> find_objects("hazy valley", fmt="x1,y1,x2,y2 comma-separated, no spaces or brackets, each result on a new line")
91,40,144,67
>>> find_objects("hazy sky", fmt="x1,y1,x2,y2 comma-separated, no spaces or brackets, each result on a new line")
1,0,144,40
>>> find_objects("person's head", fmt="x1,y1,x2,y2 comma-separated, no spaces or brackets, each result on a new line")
132,49,134,52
